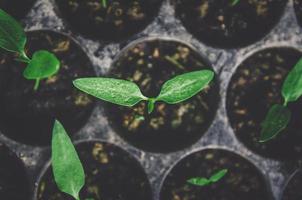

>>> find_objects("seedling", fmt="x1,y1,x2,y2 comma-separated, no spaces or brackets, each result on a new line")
187,169,228,187
0,9,60,90
73,70,214,114
260,58,302,142
52,120,95,200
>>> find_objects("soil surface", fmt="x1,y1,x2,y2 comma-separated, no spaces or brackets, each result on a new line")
174,0,286,48
55,0,162,41
227,48,302,160
0,143,30,200
107,39,219,152
0,30,95,146
160,148,270,200
37,141,152,200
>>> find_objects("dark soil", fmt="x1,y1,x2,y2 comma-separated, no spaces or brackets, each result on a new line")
160,148,270,200
0,0,36,19
282,169,302,200
106,39,219,153
0,143,30,200
0,30,96,146
37,141,152,200
55,0,162,41
227,48,302,160
174,0,287,48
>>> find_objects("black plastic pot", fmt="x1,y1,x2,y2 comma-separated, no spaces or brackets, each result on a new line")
0,143,30,200
281,169,302,200
160,148,271,200
174,0,287,48
227,48,302,160
35,141,153,200
54,0,162,41
0,0,36,20
0,30,96,146
106,38,219,153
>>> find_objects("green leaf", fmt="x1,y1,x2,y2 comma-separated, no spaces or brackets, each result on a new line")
52,120,85,200
0,9,27,55
209,169,228,183
187,169,228,187
156,70,214,104
281,58,302,104
187,177,210,186
259,104,291,142
73,78,147,107
23,50,60,80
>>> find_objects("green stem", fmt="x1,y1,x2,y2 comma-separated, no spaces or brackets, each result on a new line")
19,51,31,63
283,99,288,107
101,0,107,8
34,78,40,91
147,98,156,114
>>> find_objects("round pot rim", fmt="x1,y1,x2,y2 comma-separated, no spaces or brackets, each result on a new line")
158,145,273,200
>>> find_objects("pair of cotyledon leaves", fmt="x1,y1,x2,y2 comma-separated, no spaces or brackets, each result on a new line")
52,70,214,199
73,70,214,114
260,58,302,142
187,169,228,187
0,8,60,90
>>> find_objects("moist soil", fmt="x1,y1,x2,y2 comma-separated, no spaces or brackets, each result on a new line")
282,169,302,200
174,0,287,48
227,48,302,160
55,0,162,41
160,148,270,200
0,143,30,200
0,30,96,146
107,39,219,153
37,141,152,200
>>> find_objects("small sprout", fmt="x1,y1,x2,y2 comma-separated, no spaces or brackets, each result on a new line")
134,114,145,121
281,58,302,105
23,50,60,90
0,8,61,90
259,104,291,142
52,120,85,200
231,0,240,6
260,58,302,142
187,169,228,187
73,70,214,114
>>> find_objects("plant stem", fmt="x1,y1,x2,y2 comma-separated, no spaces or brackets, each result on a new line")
101,0,107,8
283,99,288,107
34,78,40,91
147,98,156,114
19,51,31,63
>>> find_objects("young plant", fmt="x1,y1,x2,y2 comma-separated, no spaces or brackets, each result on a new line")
73,70,214,114
0,9,60,90
52,120,85,200
260,58,302,142
187,169,228,187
